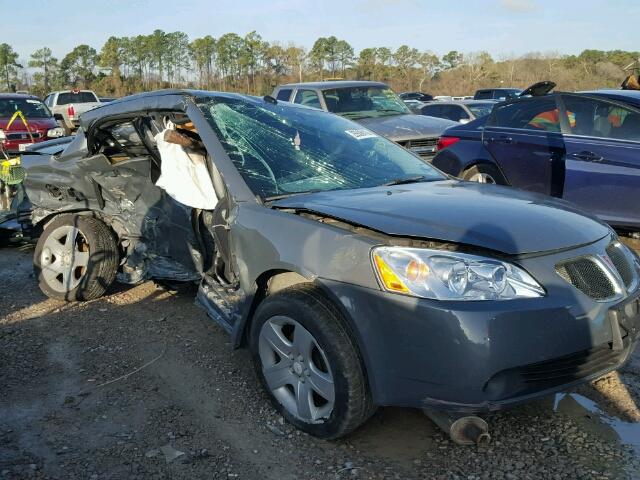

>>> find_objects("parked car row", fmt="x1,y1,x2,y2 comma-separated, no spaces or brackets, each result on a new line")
0,87,638,444
273,81,456,160
0,93,66,152
433,87,640,232
0,90,116,154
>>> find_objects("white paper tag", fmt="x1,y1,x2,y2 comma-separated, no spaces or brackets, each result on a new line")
26,99,40,104
19,143,34,152
345,129,378,140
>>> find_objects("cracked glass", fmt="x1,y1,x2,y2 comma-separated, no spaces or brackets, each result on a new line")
196,97,444,199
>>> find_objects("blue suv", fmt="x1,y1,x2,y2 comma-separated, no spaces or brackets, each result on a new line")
433,89,640,232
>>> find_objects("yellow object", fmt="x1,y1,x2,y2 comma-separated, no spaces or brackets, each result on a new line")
373,254,410,293
0,157,26,185
5,110,35,143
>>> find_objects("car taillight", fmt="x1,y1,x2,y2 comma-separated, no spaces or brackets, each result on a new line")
436,136,460,151
67,105,75,119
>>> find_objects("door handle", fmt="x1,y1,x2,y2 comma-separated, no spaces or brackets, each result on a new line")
487,136,513,144
570,151,603,162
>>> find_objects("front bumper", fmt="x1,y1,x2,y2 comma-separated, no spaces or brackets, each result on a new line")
318,237,640,412
2,136,47,154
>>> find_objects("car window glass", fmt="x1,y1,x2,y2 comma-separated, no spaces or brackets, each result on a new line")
97,121,147,163
276,89,292,102
475,91,492,100
43,95,52,107
293,89,321,109
467,103,494,118
321,87,410,116
441,105,466,121
562,95,640,141
0,98,52,118
56,92,99,105
491,97,561,132
196,96,445,199
421,105,442,117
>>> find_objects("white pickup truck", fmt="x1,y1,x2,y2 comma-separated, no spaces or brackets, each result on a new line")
43,90,102,133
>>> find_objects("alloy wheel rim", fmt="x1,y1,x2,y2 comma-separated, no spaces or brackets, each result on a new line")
468,172,496,184
258,315,335,423
40,225,90,293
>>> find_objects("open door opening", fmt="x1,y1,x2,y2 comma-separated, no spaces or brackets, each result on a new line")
153,113,243,331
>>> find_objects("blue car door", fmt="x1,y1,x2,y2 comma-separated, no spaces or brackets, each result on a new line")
559,93,640,229
483,96,566,196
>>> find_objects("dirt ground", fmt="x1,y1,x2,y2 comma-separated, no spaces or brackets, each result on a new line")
1,245,640,480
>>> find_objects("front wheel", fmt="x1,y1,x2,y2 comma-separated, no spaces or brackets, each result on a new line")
34,214,119,301
250,285,375,439
461,164,504,185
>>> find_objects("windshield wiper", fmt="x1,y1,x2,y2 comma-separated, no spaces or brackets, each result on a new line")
339,112,370,120
382,175,429,186
374,109,405,116
262,189,322,202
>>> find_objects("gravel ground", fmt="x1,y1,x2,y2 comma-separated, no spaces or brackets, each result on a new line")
1,245,640,480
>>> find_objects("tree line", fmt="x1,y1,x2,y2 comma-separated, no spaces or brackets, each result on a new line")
0,30,638,98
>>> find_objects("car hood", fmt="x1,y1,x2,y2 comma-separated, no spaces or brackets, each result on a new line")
354,114,456,141
272,181,610,255
0,117,57,131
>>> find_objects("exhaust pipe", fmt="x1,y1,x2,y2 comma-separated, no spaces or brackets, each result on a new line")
424,409,491,446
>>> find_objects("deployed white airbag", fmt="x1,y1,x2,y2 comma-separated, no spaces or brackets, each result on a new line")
154,127,218,210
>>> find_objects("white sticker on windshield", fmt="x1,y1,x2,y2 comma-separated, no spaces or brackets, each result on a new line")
345,129,378,140
26,99,40,104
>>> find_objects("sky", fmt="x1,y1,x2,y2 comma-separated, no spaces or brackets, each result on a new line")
3,0,639,62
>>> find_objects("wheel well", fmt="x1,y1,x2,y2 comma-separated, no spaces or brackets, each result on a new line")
36,210,100,234
35,210,125,257
463,161,508,184
238,270,312,347
237,270,375,402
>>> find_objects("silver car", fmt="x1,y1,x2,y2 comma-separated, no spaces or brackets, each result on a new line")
419,100,498,124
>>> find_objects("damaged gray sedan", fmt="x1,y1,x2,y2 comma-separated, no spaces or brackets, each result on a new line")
6,90,640,441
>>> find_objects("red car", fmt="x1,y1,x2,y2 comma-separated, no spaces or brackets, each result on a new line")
0,93,65,153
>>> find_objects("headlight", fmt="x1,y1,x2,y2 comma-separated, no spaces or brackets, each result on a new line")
0,129,5,141
372,246,545,301
47,127,66,138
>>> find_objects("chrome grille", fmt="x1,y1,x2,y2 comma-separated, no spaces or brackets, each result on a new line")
606,243,634,288
556,257,617,301
5,131,42,140
397,138,438,158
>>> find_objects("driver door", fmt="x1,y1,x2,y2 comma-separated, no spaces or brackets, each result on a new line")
483,96,566,196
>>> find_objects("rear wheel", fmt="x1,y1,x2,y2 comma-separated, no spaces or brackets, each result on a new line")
34,214,119,301
462,164,504,185
250,285,375,439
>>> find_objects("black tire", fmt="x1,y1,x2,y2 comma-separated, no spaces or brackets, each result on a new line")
461,164,505,185
34,214,119,301
250,285,375,439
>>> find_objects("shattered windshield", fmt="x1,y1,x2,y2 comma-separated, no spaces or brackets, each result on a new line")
196,96,444,199
321,87,411,119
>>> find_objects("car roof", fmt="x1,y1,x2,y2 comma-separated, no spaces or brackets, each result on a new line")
79,89,291,131
424,100,495,106
48,90,95,94
477,87,522,91
277,80,389,90
0,93,41,100
581,89,640,100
